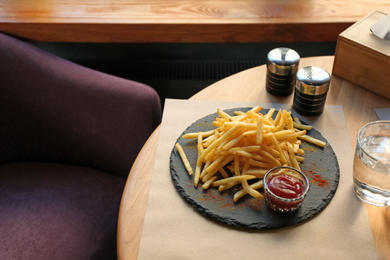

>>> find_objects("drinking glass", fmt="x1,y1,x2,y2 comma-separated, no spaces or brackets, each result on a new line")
353,121,390,206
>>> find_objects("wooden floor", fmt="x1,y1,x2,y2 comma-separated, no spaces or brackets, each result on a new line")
0,1,389,42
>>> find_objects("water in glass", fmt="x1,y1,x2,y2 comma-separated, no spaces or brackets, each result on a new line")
353,130,390,206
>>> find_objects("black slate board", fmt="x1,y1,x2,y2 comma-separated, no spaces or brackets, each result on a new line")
170,107,340,230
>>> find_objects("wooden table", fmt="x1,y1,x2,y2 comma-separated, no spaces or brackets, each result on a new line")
0,1,389,42
118,55,390,259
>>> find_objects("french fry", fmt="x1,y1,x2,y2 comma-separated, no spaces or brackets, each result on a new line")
211,175,255,186
261,145,280,158
299,135,326,147
241,178,263,198
219,181,239,192
239,162,263,198
247,158,276,169
264,108,275,121
220,145,261,156
176,106,323,203
269,134,288,165
219,168,229,178
204,154,234,177
234,155,241,176
202,176,218,189
287,142,301,171
202,134,215,147
194,132,203,187
221,134,244,150
200,160,211,179
245,168,268,178
283,150,292,167
293,117,313,130
256,115,264,144
175,143,193,175
217,108,233,120
273,109,282,126
194,164,201,187
182,129,216,139
197,123,242,164
257,149,280,165
234,180,264,202
197,132,204,155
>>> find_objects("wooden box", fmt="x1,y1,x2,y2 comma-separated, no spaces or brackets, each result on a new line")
333,10,390,99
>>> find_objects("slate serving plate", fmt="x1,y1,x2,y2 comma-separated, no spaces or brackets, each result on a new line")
170,107,340,230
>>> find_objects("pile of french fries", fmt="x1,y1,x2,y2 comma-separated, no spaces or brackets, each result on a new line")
175,106,326,203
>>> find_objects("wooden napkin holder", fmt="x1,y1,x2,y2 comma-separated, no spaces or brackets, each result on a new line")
333,10,390,99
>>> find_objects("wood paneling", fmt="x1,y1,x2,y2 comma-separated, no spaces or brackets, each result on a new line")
0,1,389,42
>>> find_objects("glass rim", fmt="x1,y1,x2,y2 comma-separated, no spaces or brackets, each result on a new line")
263,166,310,202
357,120,390,162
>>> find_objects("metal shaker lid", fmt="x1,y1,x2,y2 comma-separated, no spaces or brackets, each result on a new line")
267,48,300,76
295,66,330,95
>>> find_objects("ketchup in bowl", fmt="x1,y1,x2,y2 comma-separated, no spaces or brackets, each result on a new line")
263,166,310,212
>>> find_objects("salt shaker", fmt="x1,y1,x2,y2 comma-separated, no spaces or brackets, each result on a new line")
266,47,300,96
293,66,331,116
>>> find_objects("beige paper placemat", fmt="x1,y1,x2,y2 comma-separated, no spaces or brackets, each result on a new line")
138,99,376,259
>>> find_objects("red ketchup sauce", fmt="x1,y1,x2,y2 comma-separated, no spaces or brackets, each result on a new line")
264,171,307,212
267,173,304,199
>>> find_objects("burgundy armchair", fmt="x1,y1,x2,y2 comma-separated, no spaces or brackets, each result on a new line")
0,33,161,259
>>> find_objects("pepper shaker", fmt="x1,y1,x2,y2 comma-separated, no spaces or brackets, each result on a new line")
266,47,300,96
293,66,331,116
